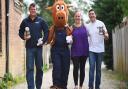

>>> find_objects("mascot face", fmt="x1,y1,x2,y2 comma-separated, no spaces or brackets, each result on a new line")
47,0,70,27
47,0,72,45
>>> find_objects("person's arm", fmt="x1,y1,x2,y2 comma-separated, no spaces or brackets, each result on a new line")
104,31,109,40
19,20,31,40
41,19,48,44
19,20,25,40
84,23,90,37
103,23,109,40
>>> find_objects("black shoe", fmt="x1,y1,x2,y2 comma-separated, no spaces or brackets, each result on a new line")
88,87,93,89
50,85,58,89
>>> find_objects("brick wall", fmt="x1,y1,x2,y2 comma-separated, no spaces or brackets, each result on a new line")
9,0,25,76
0,0,6,77
0,0,25,77
0,0,2,52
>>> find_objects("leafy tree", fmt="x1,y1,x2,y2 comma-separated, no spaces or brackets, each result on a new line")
34,0,72,26
68,0,91,25
120,0,128,16
34,0,53,27
34,0,90,26
92,0,124,69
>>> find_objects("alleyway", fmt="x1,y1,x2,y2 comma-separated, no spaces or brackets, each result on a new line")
12,62,120,89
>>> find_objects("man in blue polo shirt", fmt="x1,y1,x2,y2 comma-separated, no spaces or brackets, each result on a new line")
19,3,48,89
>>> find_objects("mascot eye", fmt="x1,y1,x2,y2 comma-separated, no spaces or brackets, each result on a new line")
61,5,65,10
56,5,60,10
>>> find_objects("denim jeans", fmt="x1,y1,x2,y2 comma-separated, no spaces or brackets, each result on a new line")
88,51,103,89
51,48,70,89
26,47,43,89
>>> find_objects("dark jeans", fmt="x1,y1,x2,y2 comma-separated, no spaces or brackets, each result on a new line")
51,49,70,89
72,56,87,87
88,51,103,89
26,47,43,89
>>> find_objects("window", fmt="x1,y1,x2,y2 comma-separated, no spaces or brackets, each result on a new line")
14,0,23,14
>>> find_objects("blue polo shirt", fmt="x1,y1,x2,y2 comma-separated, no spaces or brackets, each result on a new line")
19,16,48,48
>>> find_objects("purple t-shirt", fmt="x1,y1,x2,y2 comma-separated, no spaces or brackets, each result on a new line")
71,25,89,57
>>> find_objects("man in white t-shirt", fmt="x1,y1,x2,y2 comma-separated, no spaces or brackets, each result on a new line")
86,9,109,89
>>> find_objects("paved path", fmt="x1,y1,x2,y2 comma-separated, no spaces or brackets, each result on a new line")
11,62,120,89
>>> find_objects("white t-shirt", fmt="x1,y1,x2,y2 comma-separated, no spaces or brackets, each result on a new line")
86,20,107,53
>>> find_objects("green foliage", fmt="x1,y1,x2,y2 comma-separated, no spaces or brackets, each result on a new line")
0,73,16,89
92,0,123,30
34,0,53,27
22,2,28,16
68,10,75,25
34,0,73,27
2,73,15,82
34,0,90,27
43,64,48,72
0,73,25,89
115,72,128,89
119,0,128,16
92,0,124,69
0,81,7,89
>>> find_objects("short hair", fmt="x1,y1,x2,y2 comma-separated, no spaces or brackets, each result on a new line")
29,3,36,10
88,9,94,13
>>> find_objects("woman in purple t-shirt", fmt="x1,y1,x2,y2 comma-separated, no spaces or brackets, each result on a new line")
71,11,89,89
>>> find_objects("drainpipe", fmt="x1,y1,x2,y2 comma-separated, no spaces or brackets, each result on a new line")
5,0,10,74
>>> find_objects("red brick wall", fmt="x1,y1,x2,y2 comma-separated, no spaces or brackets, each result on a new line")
0,0,25,77
0,0,6,77
9,0,25,76
0,0,2,52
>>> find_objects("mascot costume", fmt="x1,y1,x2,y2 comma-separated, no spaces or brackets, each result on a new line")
47,0,72,89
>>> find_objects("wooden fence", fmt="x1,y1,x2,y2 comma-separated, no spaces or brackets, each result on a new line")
112,20,128,76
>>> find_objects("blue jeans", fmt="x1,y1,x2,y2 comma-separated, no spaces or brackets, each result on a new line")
51,48,70,89
88,51,103,89
26,47,43,89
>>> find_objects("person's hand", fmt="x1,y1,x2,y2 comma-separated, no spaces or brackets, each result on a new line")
66,35,73,44
65,23,69,27
24,35,31,40
104,33,109,40
24,27,31,40
37,38,43,46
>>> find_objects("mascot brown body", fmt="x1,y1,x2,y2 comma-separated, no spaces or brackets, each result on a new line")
47,0,72,89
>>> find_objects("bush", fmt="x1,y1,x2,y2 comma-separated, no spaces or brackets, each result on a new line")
103,41,113,70
0,81,7,89
0,73,16,89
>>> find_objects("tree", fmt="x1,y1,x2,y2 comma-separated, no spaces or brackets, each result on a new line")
34,0,73,26
92,0,124,69
34,0,53,27
120,0,128,16
34,0,91,26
